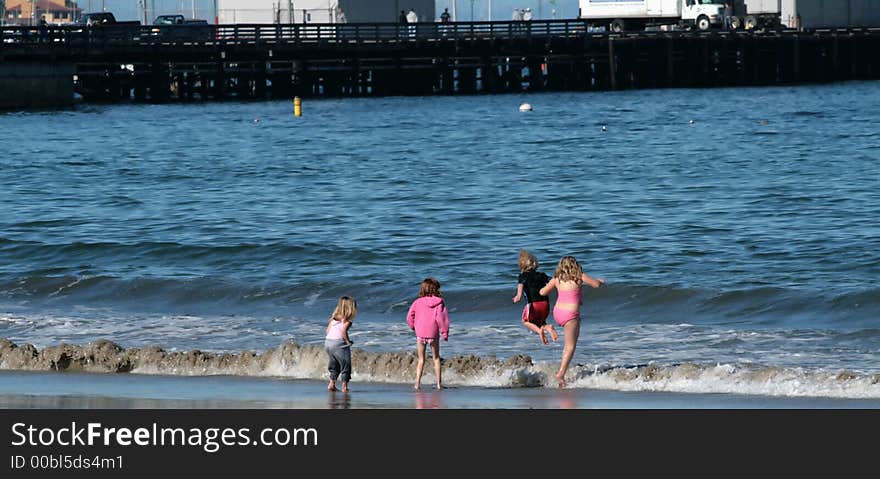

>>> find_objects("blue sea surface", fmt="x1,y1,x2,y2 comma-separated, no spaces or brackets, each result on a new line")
1,83,879,395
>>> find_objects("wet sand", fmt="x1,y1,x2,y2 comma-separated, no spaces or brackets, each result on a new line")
2,370,879,409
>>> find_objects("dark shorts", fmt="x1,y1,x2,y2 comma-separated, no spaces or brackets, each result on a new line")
522,300,550,327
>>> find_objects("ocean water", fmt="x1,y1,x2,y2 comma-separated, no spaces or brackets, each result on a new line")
1,82,879,399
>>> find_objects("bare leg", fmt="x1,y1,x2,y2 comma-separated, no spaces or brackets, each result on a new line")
341,382,349,393
327,380,337,391
415,341,426,390
524,321,548,344
431,341,442,390
556,319,581,388
545,325,559,342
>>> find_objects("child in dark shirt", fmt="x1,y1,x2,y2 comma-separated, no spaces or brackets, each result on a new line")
512,250,558,345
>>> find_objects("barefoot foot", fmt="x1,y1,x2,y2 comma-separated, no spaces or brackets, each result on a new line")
341,384,350,393
328,381,337,391
555,372,566,388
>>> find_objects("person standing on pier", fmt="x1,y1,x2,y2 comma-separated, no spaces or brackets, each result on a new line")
723,1,735,30
398,9,408,37
406,8,418,39
523,8,533,21
439,7,451,36
39,16,48,43
512,7,523,33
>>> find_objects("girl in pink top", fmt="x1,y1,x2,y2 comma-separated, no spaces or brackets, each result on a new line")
539,256,605,388
406,278,450,390
324,296,356,393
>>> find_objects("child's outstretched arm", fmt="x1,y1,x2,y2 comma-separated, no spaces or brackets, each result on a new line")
513,283,524,303
539,277,557,297
582,273,605,288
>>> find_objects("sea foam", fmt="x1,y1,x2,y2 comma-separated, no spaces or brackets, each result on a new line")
1,338,878,399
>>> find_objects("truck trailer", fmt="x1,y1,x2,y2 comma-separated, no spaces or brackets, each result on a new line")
732,0,880,30
216,0,435,25
217,0,342,24
733,1,781,30
779,0,880,29
578,0,726,32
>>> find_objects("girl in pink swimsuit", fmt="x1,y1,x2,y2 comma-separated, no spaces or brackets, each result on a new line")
539,256,605,388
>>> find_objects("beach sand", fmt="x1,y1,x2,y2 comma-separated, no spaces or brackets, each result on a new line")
2,370,878,409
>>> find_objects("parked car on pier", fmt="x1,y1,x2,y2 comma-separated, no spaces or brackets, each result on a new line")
72,12,141,27
63,12,142,42
153,14,208,26
150,15,214,42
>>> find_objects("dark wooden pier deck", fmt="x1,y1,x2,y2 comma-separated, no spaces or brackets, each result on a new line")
2,20,880,104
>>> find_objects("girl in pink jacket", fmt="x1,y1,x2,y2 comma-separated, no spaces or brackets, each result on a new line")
406,277,450,390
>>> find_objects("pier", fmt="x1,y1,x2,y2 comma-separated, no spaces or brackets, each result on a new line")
1,20,879,107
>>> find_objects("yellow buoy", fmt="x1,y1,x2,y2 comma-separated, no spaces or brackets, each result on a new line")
293,96,302,117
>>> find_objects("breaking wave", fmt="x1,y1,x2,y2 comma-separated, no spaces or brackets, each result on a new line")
1,338,878,399
3,273,880,324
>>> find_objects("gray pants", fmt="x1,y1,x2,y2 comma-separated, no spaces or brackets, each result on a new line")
325,339,351,383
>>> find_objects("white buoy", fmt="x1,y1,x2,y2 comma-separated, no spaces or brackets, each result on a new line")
519,103,533,112
601,125,607,132
689,120,695,124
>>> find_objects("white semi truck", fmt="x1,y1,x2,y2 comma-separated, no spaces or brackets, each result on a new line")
578,0,727,32
579,0,880,33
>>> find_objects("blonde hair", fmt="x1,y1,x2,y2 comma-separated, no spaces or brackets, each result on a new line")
331,296,357,322
418,278,442,298
518,250,538,272
555,256,583,284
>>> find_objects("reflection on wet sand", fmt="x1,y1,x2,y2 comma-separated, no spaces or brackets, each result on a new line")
415,390,444,409
555,390,580,409
517,389,582,409
5,371,876,409
327,390,352,409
